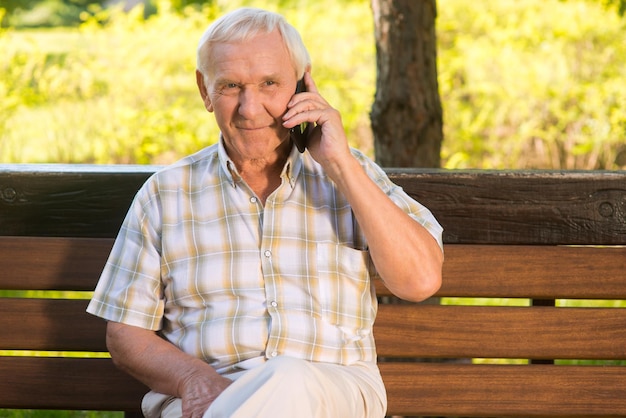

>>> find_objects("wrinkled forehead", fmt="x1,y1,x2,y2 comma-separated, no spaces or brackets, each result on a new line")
200,30,296,81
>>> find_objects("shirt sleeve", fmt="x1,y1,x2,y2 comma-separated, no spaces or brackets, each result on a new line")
86,177,165,331
351,149,444,251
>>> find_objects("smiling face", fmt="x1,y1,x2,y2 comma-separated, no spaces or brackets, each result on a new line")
197,30,298,164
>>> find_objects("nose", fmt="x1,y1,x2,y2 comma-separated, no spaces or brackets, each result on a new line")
238,87,264,120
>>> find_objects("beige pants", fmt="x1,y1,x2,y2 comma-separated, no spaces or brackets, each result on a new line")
142,356,387,418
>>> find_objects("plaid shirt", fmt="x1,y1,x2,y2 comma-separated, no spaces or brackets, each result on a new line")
87,141,443,373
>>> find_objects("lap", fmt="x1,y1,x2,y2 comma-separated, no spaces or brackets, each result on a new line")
142,357,386,418
206,357,386,418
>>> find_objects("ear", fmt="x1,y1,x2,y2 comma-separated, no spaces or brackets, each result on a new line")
196,70,214,112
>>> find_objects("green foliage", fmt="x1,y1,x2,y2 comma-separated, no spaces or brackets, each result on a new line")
0,0,374,164
438,0,626,169
1,0,624,168
596,0,626,16
2,0,101,27
0,0,41,17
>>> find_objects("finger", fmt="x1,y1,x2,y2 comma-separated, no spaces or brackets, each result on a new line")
283,97,312,127
302,71,319,94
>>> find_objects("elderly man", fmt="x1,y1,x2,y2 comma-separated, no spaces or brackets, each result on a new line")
87,7,443,418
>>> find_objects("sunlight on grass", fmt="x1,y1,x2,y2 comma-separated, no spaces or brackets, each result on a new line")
0,350,110,358
557,299,626,308
0,290,93,299
472,358,529,365
441,298,531,307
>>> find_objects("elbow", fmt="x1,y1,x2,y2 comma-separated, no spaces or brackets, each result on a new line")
390,251,443,303
422,268,443,300
105,322,123,369
401,269,442,303
105,321,153,373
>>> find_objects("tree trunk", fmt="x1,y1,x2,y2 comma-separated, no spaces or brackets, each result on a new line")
370,0,442,168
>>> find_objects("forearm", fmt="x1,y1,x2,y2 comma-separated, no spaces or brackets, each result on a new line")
329,156,443,302
285,73,442,300
106,321,219,397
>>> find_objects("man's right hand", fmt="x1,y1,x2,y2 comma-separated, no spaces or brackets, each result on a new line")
106,321,231,417
179,367,233,418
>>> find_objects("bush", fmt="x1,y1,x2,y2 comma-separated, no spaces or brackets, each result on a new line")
0,0,374,164
438,0,626,169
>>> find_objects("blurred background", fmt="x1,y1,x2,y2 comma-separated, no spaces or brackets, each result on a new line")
1,0,625,169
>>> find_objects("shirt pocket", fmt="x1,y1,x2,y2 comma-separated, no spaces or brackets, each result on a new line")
315,243,375,333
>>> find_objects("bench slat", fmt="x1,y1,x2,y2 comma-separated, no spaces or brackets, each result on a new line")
440,244,626,299
379,244,626,299
390,169,626,245
0,167,625,417
3,237,626,300
379,362,626,417
0,299,107,352
0,356,145,411
0,164,150,238
3,297,625,361
3,356,624,417
2,167,625,245
375,304,626,360
0,236,113,291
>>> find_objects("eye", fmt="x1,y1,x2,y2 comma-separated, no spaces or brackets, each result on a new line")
218,83,240,96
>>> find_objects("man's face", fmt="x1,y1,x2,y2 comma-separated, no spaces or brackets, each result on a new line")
199,30,298,162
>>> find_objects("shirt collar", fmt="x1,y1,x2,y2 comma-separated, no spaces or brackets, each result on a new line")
217,137,304,189
282,145,303,189
217,138,240,188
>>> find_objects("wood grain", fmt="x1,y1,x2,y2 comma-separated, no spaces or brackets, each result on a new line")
379,362,626,417
0,357,146,411
1,166,625,416
0,236,113,291
375,304,626,360
2,166,625,244
3,296,625,361
388,169,626,245
0,298,107,351
3,237,624,300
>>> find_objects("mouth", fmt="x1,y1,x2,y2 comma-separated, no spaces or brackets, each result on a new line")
238,123,272,131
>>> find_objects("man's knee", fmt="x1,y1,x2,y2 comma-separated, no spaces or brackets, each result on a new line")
204,356,318,417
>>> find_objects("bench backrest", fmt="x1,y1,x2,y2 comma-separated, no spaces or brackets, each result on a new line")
1,165,625,416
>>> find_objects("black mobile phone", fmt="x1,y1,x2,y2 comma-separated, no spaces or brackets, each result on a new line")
290,78,309,153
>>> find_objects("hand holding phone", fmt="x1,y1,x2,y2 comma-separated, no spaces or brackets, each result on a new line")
290,78,309,153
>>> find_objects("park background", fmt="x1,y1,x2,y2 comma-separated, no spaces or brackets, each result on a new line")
2,0,625,169
0,0,625,417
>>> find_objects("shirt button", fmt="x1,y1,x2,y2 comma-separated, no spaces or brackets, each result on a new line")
270,301,278,308
271,351,278,357
264,250,272,258
250,196,257,204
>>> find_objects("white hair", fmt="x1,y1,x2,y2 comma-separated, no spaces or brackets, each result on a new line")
196,8,311,81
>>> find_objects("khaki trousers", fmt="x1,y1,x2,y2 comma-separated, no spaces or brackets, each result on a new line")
142,356,387,418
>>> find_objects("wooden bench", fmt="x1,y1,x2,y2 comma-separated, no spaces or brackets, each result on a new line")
1,164,625,417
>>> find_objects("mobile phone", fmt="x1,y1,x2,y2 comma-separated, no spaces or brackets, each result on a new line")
290,78,309,153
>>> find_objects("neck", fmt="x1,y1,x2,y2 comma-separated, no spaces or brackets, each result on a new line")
239,160,284,204
235,150,291,205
